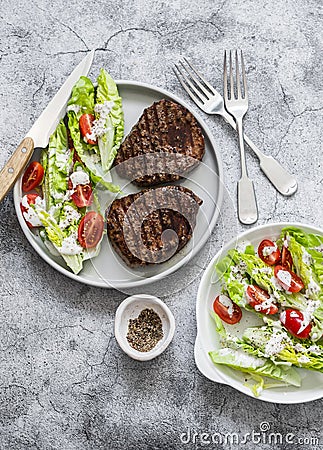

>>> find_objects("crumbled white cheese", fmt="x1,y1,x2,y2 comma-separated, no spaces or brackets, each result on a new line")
298,355,310,364
67,104,81,114
87,153,101,164
262,244,277,257
306,277,321,297
55,150,70,170
84,131,97,143
294,343,307,353
302,249,312,266
264,329,288,357
21,195,45,227
70,169,90,188
307,345,322,355
94,100,114,116
82,100,115,144
59,205,81,230
252,267,272,276
51,191,65,200
59,232,83,255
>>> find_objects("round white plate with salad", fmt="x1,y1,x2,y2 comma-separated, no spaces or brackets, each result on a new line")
13,71,223,288
195,222,323,403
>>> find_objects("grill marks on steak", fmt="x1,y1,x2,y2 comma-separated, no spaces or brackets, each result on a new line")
106,186,203,267
114,99,205,186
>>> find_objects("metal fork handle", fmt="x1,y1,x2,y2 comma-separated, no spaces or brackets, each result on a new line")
236,118,258,225
222,111,297,196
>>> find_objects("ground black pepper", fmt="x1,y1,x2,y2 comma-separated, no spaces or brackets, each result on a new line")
126,308,163,352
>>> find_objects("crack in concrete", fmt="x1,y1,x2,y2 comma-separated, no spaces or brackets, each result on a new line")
32,72,46,106
100,26,162,50
55,20,89,51
2,323,95,352
32,0,88,50
49,399,61,414
274,105,323,158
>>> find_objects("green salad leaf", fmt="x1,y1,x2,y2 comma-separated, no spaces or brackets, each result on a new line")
96,68,124,171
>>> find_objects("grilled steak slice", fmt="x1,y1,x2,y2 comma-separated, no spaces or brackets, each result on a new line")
106,185,203,267
114,99,205,186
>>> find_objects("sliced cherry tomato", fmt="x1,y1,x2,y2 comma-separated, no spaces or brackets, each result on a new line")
281,245,293,270
78,211,104,249
257,239,281,266
22,161,44,192
280,309,312,339
213,294,242,324
274,265,304,293
79,114,97,145
246,285,278,315
20,193,42,228
68,179,93,208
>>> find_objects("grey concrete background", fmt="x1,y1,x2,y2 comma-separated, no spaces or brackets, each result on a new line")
0,0,322,448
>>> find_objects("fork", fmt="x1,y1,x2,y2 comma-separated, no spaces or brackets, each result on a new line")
173,58,298,197
223,50,258,224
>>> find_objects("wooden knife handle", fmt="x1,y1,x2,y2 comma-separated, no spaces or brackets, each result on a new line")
0,137,34,202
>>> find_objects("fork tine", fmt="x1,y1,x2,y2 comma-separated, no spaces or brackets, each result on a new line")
174,64,207,104
236,50,242,99
182,57,217,96
173,66,205,109
223,50,228,103
241,50,248,99
229,50,234,100
179,60,211,100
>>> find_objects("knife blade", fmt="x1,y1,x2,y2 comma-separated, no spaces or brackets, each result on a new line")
0,50,94,202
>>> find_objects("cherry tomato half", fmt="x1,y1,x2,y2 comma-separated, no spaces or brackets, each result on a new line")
281,245,293,270
78,211,104,249
257,239,281,266
20,193,41,228
246,285,278,315
68,179,93,208
280,309,312,339
274,265,304,293
79,114,97,145
213,294,242,325
22,161,44,192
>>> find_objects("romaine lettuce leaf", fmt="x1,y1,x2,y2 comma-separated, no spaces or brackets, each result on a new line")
96,68,124,171
209,348,301,387
242,325,323,372
35,207,84,274
47,120,73,214
67,76,95,117
68,110,120,192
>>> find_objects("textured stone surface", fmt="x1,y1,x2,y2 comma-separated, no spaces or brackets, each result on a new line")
0,0,322,448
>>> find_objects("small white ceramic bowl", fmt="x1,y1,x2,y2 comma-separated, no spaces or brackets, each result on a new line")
114,294,175,361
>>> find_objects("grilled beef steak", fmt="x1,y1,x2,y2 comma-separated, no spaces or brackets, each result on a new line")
106,185,203,267
114,99,205,186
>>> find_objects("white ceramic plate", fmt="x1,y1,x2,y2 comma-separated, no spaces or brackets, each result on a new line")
195,222,323,404
13,81,223,289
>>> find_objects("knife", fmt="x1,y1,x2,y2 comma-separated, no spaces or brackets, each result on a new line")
0,50,94,202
